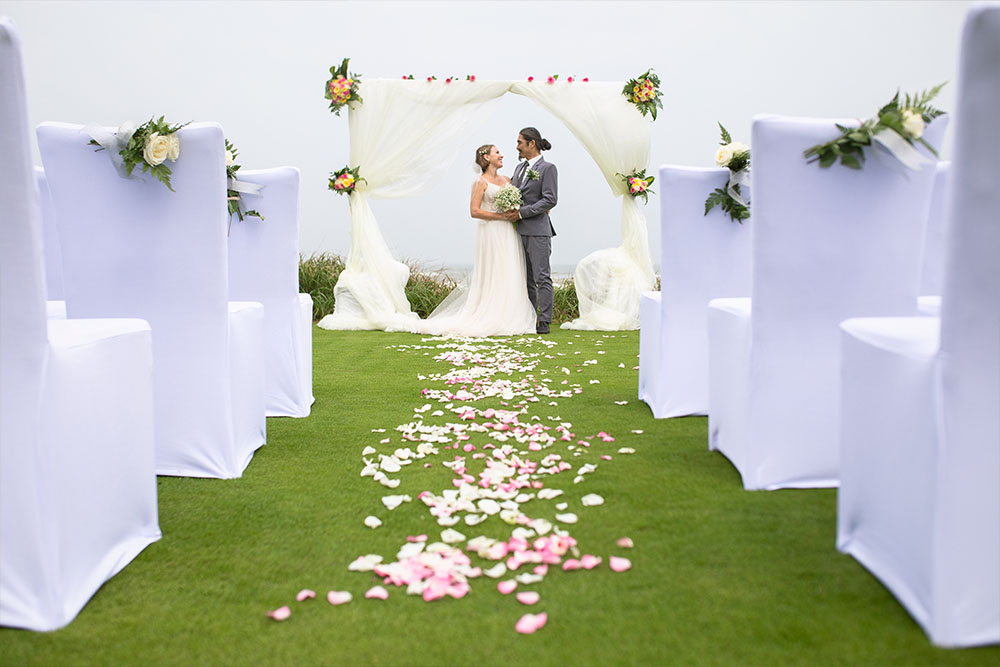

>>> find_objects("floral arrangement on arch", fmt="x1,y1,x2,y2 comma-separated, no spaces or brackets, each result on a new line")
704,123,751,223
225,139,262,223
803,83,946,170
616,169,655,205
622,70,663,120
88,116,187,191
329,165,365,195
325,57,363,116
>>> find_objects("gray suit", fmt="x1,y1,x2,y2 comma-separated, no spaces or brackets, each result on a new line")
513,157,558,328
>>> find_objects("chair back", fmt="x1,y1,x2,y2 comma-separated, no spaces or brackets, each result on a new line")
0,16,52,627
36,121,236,473
919,162,951,296
748,112,947,479
34,166,65,300
227,166,308,415
936,4,1000,641
658,165,752,415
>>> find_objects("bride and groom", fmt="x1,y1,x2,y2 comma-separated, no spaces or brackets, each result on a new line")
413,127,558,338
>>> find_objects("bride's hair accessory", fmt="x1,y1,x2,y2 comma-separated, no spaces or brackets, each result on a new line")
475,144,495,172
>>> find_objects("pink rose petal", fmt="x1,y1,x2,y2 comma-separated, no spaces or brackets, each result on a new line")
609,556,632,572
515,612,548,634
497,580,518,595
580,554,602,570
516,591,540,605
562,559,582,571
533,564,549,576
616,537,634,548
365,585,389,600
268,605,291,621
327,590,352,605
296,589,316,602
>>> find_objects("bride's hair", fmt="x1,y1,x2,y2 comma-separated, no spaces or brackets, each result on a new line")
519,127,551,151
475,144,495,173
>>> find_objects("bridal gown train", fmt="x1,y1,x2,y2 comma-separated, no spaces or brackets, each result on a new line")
409,180,537,337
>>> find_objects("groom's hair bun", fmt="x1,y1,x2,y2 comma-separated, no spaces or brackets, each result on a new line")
475,144,495,172
519,127,551,151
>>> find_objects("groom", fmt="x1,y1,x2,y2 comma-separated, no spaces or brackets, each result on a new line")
505,127,557,334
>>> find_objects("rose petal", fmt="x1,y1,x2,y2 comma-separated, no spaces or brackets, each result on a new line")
327,590,352,605
609,556,632,572
516,591,540,605
515,612,548,634
365,585,389,600
555,513,578,524
562,558,582,571
580,554,602,570
364,515,382,529
441,528,466,544
497,580,518,595
267,605,291,621
616,537,634,548
581,493,604,507
296,589,316,602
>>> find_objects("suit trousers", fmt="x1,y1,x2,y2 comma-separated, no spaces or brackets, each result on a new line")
521,235,553,325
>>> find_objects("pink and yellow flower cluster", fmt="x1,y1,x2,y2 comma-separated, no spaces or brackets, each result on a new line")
628,177,649,195
328,76,354,105
332,172,355,191
631,77,656,104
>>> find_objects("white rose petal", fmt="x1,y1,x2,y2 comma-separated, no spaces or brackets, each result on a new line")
902,109,925,139
364,515,382,529
441,528,466,544
581,493,605,507
166,134,180,162
556,513,578,524
362,446,377,456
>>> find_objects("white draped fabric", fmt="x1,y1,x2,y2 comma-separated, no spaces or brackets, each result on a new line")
317,79,510,331
316,79,655,332
510,81,656,331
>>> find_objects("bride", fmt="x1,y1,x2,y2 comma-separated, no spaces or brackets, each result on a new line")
411,144,537,337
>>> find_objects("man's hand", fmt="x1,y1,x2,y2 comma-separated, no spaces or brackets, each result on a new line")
503,210,520,222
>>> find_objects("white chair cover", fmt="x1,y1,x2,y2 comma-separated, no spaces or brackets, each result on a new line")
34,166,65,300
637,291,661,407
36,121,266,479
639,165,752,417
1,17,159,631
837,4,1000,647
707,113,946,489
919,161,951,297
227,167,314,418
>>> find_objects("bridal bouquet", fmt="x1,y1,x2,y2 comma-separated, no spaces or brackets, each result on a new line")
704,123,751,223
226,139,262,222
622,69,663,120
88,116,187,191
493,184,523,212
803,84,945,170
328,165,365,195
616,169,655,205
325,57,363,116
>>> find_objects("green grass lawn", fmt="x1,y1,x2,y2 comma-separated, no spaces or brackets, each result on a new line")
1,329,997,666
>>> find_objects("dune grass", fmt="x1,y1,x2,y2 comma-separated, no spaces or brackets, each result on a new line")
1,329,996,666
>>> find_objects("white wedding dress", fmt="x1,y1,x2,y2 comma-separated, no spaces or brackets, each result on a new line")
408,180,537,337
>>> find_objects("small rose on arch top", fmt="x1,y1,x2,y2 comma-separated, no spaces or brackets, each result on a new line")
616,168,655,205
325,57,363,116
329,165,366,196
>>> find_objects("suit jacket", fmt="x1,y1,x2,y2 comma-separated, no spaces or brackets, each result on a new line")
514,156,557,237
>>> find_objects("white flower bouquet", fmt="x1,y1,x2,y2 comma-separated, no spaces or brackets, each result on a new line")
88,116,187,191
493,184,523,213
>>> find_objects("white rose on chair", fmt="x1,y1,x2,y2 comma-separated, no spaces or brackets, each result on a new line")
225,149,235,166
143,132,172,166
166,134,180,162
901,109,925,139
714,145,734,167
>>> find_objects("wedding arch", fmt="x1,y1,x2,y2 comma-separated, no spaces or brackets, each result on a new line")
315,74,658,332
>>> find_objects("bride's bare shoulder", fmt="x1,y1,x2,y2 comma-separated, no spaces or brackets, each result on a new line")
502,176,512,185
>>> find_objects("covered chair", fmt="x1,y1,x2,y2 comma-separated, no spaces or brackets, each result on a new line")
639,165,752,418
0,17,160,631
227,167,313,417
707,113,946,489
36,121,266,479
836,4,999,647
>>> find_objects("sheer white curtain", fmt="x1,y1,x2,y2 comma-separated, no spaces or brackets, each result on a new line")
510,81,656,330
317,79,510,331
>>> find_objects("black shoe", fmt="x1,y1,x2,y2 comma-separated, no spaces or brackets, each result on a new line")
536,323,550,334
